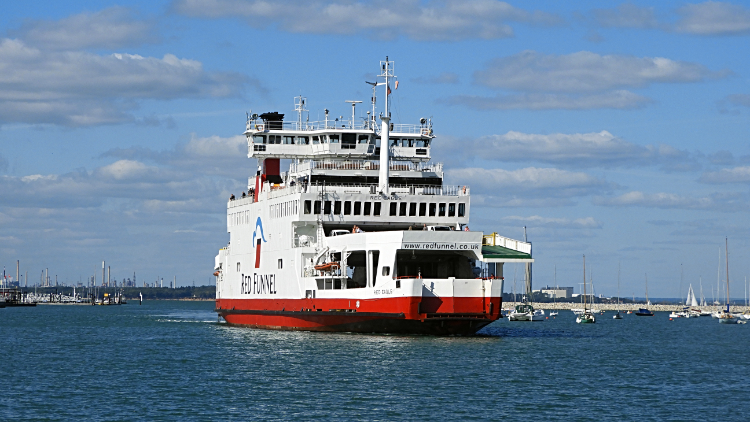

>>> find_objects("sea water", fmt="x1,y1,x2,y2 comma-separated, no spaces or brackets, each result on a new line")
2,301,748,421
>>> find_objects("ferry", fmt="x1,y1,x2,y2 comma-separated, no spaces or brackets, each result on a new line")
214,58,533,335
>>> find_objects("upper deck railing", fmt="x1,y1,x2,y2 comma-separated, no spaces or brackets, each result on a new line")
290,160,442,174
246,119,430,136
228,182,470,207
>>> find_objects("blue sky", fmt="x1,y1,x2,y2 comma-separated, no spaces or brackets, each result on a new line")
1,1,750,299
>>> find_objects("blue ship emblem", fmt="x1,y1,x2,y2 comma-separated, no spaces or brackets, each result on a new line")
252,217,267,247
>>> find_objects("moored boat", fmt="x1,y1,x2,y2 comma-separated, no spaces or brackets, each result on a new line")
576,255,595,324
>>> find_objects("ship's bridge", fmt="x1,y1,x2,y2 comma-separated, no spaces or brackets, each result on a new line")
245,119,433,162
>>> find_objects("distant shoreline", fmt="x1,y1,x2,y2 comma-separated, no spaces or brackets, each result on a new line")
504,301,750,313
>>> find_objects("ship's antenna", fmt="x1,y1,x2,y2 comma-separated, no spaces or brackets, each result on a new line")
378,56,394,195
345,100,362,129
295,95,307,130
365,81,377,129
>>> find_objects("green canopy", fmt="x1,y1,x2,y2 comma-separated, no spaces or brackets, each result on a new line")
481,245,532,262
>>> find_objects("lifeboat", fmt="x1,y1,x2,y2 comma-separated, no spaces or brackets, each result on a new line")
314,262,340,271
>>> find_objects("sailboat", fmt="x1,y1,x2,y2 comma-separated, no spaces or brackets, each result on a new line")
577,255,595,324
613,262,623,319
684,284,700,317
508,253,544,322
635,273,654,316
718,238,740,324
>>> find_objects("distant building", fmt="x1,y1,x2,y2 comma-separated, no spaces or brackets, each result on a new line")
534,286,574,299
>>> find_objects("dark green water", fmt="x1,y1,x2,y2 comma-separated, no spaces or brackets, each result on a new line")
2,301,748,421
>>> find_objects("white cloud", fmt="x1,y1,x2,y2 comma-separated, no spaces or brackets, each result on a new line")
448,167,611,205
591,3,658,29
435,130,697,170
0,39,249,126
593,191,718,209
477,130,650,165
10,7,156,50
699,166,750,183
95,160,158,181
102,135,248,177
171,0,562,41
503,215,602,229
473,50,722,92
446,50,725,111
444,91,651,110
676,1,750,35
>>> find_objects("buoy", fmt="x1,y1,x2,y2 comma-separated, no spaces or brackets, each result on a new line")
669,318,673,321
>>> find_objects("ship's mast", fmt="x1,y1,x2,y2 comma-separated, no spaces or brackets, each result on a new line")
378,57,394,195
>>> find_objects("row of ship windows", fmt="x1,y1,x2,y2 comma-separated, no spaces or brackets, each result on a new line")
252,134,431,148
303,200,466,218
229,200,466,225
270,200,299,219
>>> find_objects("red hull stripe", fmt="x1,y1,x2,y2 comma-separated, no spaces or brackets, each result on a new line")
216,296,503,334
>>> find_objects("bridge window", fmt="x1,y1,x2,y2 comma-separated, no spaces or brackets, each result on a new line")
304,200,311,214
324,201,332,214
399,203,407,216
334,201,342,215
374,202,381,216
448,203,456,217
283,136,295,144
419,203,426,216
364,202,371,216
253,135,265,144
429,203,436,217
312,135,320,144
268,135,281,144
344,201,351,215
390,202,397,216
354,201,361,215
329,134,339,143
458,203,465,217
297,136,309,145
314,200,321,214
409,203,417,216
342,133,356,149
358,134,369,144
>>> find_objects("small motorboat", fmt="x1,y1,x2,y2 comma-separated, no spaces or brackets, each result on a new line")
612,311,623,319
577,311,596,324
507,303,545,321
635,308,654,316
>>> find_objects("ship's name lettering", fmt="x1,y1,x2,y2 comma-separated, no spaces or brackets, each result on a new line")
402,242,479,250
374,289,393,295
241,273,277,295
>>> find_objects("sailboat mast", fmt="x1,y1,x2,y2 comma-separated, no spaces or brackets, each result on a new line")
617,262,621,311
725,237,730,308
583,255,587,311
645,273,650,305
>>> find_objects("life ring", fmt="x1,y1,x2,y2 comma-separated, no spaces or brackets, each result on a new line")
314,262,340,271
213,271,220,276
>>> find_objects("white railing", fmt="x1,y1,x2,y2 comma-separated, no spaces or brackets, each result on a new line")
482,233,531,254
246,119,429,135
291,160,442,173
